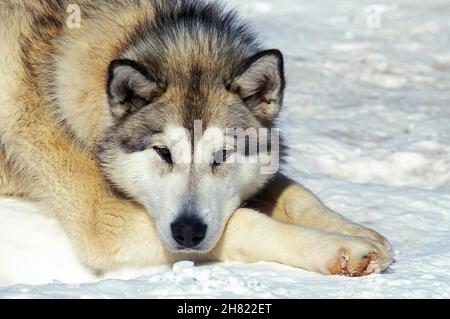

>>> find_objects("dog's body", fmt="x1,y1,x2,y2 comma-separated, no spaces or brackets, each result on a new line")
0,0,392,276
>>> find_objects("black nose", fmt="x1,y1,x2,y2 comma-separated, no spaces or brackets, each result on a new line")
171,215,207,249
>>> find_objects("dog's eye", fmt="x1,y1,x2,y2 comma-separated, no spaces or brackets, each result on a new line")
153,146,173,165
213,149,232,166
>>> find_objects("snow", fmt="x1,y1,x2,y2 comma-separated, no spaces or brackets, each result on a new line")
1,0,450,298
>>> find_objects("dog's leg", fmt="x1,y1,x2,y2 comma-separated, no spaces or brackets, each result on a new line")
0,109,174,273
4,145,173,272
249,174,392,252
213,208,392,276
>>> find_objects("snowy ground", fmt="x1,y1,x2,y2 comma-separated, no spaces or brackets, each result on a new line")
1,0,449,298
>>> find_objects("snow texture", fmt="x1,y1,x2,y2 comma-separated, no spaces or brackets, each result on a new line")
1,0,449,298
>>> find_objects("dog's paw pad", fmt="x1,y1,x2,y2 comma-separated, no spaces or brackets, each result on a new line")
328,249,350,275
352,252,380,276
328,248,381,277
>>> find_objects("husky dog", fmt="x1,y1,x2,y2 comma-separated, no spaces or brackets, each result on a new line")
0,0,392,276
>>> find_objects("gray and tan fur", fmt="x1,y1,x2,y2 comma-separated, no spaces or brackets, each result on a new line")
0,0,392,276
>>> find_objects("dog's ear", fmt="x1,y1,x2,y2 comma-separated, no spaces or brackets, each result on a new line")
107,59,164,119
228,49,285,124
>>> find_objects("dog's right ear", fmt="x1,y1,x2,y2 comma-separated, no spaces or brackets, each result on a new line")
107,59,165,119
228,49,285,125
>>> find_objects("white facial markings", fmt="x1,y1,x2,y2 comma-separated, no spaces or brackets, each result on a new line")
106,124,278,252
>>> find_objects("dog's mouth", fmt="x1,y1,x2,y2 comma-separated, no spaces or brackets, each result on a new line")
165,240,216,254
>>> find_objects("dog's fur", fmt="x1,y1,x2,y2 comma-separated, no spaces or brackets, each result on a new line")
0,0,392,276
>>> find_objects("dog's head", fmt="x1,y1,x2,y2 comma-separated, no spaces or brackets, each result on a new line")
96,2,286,252
97,48,285,252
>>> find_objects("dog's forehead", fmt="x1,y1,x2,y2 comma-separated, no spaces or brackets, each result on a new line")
159,83,260,133
163,125,233,144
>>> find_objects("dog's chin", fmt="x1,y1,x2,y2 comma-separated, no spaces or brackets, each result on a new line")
163,239,217,254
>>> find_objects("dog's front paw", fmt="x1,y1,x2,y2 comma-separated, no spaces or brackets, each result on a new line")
326,236,393,277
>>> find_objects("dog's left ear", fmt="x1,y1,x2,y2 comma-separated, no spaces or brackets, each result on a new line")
228,49,285,124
